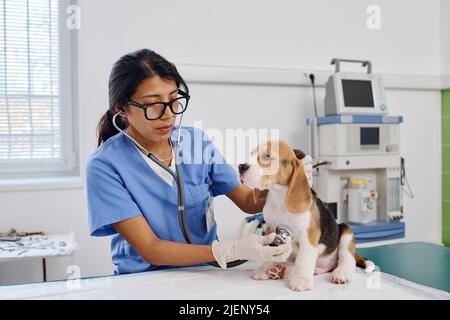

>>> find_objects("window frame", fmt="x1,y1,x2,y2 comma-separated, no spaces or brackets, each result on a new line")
0,0,79,176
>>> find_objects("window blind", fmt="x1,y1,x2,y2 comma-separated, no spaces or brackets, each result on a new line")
0,0,60,162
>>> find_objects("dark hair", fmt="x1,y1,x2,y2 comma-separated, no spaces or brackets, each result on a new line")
96,49,189,146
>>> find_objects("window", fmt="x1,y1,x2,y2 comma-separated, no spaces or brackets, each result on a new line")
0,0,77,175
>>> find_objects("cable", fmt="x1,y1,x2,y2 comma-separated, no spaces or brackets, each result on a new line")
313,161,330,169
309,73,318,118
400,157,415,199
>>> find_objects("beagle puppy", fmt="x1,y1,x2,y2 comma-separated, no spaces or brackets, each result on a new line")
239,140,374,292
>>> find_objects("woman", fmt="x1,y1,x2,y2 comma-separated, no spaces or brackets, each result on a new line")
86,49,296,274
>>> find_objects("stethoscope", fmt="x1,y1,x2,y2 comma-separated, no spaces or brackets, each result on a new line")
112,111,246,268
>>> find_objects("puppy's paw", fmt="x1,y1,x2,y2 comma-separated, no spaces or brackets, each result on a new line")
252,269,270,280
268,264,286,280
288,276,314,292
331,265,355,284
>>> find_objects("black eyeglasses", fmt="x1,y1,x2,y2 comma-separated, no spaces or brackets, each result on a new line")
124,90,190,120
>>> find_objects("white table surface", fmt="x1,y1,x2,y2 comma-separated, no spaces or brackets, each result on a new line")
0,262,449,300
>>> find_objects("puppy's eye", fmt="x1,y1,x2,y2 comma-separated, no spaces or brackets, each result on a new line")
261,153,272,161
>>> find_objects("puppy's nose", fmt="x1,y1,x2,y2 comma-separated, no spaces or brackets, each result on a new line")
238,163,250,174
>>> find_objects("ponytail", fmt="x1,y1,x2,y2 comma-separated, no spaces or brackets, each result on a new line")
96,109,128,147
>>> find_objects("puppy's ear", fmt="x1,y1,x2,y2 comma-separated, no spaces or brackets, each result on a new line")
293,149,306,161
285,158,312,213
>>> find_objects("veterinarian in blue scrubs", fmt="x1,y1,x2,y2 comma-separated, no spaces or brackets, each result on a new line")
86,49,293,274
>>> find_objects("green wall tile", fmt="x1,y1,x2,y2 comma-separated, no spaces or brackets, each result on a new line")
442,90,450,247
444,173,450,201
443,90,450,117
443,201,450,229
443,227,450,247
443,117,450,145
444,145,450,173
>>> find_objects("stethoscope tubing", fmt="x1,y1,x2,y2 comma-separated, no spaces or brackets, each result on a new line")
112,112,245,268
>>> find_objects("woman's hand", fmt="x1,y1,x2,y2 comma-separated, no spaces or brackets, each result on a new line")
212,233,292,269
113,216,216,266
227,184,267,214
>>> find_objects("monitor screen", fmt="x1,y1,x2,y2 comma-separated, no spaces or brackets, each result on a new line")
342,79,374,108
360,127,379,145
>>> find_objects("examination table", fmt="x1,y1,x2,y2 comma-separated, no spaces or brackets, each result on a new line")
0,242,448,300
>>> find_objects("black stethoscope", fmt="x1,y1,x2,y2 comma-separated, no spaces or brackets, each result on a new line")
112,111,246,268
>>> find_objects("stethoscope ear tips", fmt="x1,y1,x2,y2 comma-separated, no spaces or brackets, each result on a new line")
116,110,127,119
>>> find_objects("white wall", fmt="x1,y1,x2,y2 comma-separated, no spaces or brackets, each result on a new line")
0,0,444,285
76,0,442,75
441,0,450,78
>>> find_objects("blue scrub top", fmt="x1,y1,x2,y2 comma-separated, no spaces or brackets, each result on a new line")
86,126,240,274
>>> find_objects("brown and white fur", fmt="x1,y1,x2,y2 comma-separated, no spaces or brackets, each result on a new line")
239,140,374,292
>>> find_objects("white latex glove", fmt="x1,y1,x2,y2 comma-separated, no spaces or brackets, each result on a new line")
301,154,313,188
212,233,292,269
